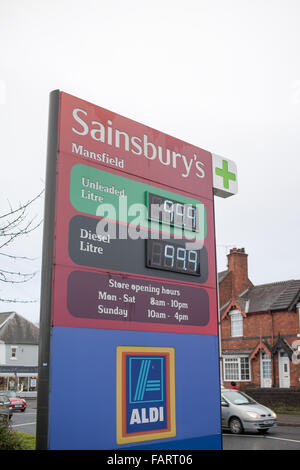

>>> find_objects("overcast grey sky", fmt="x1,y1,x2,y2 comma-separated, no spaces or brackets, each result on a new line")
1,0,300,323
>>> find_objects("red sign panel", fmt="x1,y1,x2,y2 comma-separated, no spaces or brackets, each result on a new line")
58,92,213,199
51,91,218,335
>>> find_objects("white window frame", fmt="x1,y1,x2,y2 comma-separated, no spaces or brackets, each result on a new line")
223,355,251,382
10,346,17,360
230,310,243,337
260,351,272,379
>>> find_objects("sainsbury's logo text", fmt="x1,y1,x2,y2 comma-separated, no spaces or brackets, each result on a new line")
72,107,206,180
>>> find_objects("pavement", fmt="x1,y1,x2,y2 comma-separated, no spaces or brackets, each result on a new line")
277,414,300,427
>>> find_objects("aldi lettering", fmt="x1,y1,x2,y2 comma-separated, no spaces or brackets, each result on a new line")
129,406,164,425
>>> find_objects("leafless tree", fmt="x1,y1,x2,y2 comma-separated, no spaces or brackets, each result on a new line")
0,189,44,303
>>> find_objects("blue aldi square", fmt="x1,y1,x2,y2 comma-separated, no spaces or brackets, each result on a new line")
126,355,167,434
129,356,164,404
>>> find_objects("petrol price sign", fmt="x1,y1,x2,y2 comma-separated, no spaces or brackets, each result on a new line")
37,90,237,451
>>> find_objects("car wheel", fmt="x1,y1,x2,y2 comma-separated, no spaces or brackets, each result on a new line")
229,417,243,434
21,408,25,412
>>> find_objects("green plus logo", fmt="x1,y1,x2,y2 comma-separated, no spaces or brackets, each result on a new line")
212,154,238,198
215,159,236,189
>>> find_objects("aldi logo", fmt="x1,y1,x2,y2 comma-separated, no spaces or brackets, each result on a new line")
128,356,165,428
116,346,176,445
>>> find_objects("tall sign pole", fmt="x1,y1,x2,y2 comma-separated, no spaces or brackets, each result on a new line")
36,91,237,450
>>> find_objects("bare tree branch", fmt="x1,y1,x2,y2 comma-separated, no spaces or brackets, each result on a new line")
0,189,44,220
0,207,27,232
0,219,43,250
0,252,38,261
0,298,38,304
0,188,44,304
0,268,37,284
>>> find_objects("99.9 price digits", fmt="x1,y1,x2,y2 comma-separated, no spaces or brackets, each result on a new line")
147,193,198,232
146,240,200,276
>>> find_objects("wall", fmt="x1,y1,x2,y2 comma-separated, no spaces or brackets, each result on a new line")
219,272,232,308
246,388,300,410
5,344,38,367
0,343,5,364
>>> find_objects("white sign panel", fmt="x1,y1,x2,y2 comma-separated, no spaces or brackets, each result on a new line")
212,154,238,198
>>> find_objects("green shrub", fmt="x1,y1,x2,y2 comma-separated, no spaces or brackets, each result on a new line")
15,431,36,450
0,425,27,450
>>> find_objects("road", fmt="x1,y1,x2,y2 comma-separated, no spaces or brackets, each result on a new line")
10,401,36,436
223,425,300,450
8,403,300,450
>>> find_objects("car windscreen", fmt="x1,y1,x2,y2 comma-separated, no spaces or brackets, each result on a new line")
222,390,256,405
0,395,9,403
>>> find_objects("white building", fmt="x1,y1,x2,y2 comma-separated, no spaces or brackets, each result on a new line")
0,312,39,397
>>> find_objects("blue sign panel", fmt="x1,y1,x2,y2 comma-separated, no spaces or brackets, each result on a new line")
48,328,222,450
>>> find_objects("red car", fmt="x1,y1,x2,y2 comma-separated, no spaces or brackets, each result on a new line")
5,391,27,412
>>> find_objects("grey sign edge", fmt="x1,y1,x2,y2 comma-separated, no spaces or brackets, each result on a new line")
36,90,60,450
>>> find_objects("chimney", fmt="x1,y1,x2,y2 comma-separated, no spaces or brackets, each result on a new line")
227,248,251,297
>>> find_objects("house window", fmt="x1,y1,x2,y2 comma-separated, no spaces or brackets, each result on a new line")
261,352,272,379
223,356,250,381
29,377,37,391
10,347,17,360
18,377,29,392
230,311,243,337
240,357,250,380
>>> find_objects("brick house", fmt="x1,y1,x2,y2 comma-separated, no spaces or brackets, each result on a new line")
219,248,300,390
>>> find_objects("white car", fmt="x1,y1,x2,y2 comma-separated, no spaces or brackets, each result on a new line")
221,388,277,434
0,394,13,421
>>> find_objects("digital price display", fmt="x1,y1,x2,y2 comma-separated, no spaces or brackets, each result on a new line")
146,239,200,276
147,192,199,232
